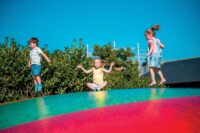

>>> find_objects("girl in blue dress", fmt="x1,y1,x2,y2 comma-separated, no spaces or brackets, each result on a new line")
145,25,166,86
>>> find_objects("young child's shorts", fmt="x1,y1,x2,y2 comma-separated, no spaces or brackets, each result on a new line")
31,64,41,76
91,83,101,90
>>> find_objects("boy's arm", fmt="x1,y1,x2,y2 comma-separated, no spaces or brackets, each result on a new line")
28,59,31,68
103,62,115,73
77,65,93,74
146,41,154,57
41,52,51,63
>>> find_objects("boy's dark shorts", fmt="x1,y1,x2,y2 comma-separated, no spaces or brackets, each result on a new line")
31,64,41,76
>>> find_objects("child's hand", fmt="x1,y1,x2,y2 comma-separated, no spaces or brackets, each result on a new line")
114,66,126,72
110,62,115,66
120,66,126,70
47,59,51,63
77,64,82,69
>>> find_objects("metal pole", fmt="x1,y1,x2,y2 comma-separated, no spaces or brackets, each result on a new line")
86,44,89,57
137,42,141,75
113,40,116,50
131,47,135,61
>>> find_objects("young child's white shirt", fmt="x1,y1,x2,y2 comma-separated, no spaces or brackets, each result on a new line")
148,37,160,54
30,47,43,65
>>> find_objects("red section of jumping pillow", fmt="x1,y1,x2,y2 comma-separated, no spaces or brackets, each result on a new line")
1,96,200,133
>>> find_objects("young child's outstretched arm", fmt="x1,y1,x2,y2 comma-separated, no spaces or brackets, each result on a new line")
28,59,31,68
77,65,93,74
41,52,51,63
103,62,115,73
146,41,154,57
114,66,126,72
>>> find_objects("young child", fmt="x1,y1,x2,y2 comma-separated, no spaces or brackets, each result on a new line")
77,58,115,91
28,37,51,92
145,25,166,86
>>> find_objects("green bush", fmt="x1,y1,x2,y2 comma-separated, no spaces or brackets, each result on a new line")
0,37,164,103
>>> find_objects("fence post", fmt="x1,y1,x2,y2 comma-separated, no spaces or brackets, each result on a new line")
137,42,141,76
86,44,89,57
113,40,116,50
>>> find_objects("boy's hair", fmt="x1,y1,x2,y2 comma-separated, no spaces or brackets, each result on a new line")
29,37,39,46
145,25,160,37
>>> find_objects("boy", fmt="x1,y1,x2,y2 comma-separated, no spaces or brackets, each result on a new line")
28,37,51,92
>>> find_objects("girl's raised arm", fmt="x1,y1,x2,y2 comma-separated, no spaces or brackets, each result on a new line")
77,65,93,74
114,66,126,72
103,62,115,73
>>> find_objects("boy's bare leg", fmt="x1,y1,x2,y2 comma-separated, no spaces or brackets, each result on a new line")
35,76,43,94
32,76,37,84
32,76,38,95
86,83,96,90
35,76,41,84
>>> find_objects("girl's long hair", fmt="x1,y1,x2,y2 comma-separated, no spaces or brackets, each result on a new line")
145,25,160,36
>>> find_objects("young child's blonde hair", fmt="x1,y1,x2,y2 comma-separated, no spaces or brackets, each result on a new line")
93,57,105,67
145,25,160,37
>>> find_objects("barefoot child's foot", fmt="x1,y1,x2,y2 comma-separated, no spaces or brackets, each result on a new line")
159,80,166,85
149,82,156,87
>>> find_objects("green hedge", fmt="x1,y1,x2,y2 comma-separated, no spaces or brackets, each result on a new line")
0,37,164,103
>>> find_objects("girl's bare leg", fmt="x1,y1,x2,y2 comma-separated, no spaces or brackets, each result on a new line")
86,83,96,90
98,81,108,91
157,69,166,84
149,67,156,86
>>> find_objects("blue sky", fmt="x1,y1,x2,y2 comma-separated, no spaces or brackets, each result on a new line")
0,0,200,61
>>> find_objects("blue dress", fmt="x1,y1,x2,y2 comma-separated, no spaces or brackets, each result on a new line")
147,38,162,68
